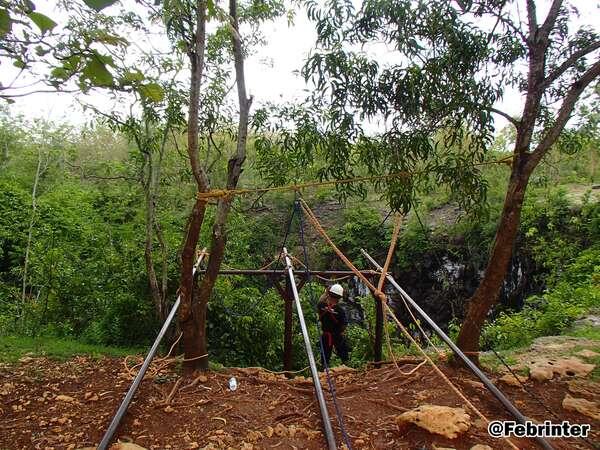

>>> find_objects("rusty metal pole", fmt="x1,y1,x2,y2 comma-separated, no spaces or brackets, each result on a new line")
373,294,383,366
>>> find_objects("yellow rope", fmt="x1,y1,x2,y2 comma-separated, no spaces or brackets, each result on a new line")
196,157,514,201
298,198,519,450
376,213,403,293
378,214,404,371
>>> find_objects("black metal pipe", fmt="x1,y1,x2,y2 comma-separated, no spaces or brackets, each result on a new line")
197,269,378,277
360,249,554,450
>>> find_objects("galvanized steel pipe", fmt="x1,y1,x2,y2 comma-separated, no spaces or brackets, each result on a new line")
361,248,553,450
98,250,207,450
283,248,337,450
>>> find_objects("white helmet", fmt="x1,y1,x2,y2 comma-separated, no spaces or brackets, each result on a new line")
329,284,344,298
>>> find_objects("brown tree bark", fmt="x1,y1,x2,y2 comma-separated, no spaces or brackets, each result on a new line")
182,0,252,372
456,160,532,355
139,120,171,323
178,0,211,372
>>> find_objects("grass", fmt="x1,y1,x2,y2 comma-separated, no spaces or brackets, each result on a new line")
565,324,600,341
480,350,521,373
0,335,142,363
564,330,600,381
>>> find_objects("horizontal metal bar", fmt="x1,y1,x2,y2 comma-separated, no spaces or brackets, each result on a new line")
198,269,379,276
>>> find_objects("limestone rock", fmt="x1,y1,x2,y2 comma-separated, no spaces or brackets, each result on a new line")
528,357,594,382
568,379,600,399
395,404,471,439
576,349,599,359
55,394,75,403
499,373,528,387
562,394,600,420
572,315,600,329
463,380,484,389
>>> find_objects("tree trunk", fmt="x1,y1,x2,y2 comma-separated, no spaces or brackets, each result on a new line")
181,0,251,373
179,197,208,371
373,295,383,366
22,147,44,308
142,121,170,323
154,218,169,321
456,161,532,361
179,0,210,370
143,150,163,320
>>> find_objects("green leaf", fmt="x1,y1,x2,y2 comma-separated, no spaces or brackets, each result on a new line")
138,83,164,102
121,71,144,83
51,67,69,80
95,31,128,46
0,9,11,37
82,58,114,86
13,59,26,69
82,0,118,11
28,12,57,33
207,0,216,17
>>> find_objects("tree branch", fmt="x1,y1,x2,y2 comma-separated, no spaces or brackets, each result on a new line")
0,89,78,98
186,0,210,192
543,41,600,89
527,59,600,171
526,0,538,41
539,0,563,41
490,107,521,128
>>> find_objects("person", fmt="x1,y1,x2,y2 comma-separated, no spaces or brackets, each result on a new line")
317,283,350,366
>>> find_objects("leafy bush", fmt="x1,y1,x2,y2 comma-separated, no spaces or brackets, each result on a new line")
483,246,600,350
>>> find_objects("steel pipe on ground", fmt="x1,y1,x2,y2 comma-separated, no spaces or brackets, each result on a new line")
97,250,207,450
283,248,337,450
360,248,553,450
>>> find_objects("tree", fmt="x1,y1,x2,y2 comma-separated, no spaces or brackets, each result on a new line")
455,0,599,360
93,82,186,323
256,0,599,362
162,0,283,372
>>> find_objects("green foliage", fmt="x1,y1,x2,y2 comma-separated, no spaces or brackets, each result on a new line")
324,205,390,266
483,246,600,350
208,280,284,368
345,295,376,367
82,0,118,11
0,1,142,98
27,11,57,33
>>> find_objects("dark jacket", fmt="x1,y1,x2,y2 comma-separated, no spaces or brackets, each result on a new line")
318,296,347,334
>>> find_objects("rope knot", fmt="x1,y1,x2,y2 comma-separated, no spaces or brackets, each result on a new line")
374,290,386,303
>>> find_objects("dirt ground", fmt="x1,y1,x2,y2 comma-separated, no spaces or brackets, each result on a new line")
0,355,598,450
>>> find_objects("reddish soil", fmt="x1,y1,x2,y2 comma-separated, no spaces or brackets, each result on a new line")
0,356,597,449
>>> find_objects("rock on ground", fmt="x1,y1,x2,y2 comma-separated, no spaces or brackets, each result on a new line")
395,405,471,439
562,394,600,421
528,357,595,382
499,373,529,387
